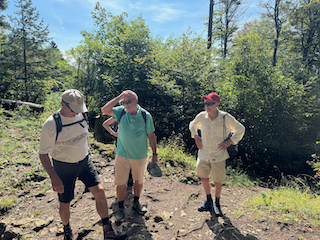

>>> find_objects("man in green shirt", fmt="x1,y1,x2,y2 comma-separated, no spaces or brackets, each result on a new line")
101,90,158,222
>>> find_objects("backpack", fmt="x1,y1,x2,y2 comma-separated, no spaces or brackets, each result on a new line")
53,112,89,141
223,113,238,159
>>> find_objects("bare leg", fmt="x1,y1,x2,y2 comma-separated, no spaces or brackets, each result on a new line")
133,180,143,197
214,182,222,198
201,178,211,195
89,184,109,219
117,184,127,202
59,202,71,226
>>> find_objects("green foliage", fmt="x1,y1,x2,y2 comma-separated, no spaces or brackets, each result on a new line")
3,0,68,103
148,32,214,144
286,0,320,78
32,209,41,216
0,29,12,97
0,197,16,208
216,27,320,176
0,0,9,28
245,187,320,226
66,3,155,123
210,0,247,57
154,135,197,183
225,166,256,187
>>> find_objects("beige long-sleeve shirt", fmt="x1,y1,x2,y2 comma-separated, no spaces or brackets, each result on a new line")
189,110,245,162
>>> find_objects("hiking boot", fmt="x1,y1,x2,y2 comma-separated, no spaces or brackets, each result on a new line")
63,228,73,240
198,200,213,212
115,208,125,223
132,202,147,215
103,221,127,240
213,202,223,217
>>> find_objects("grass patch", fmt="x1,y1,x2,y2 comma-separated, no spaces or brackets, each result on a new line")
33,209,41,216
225,166,257,187
0,197,16,209
153,136,197,183
233,207,246,216
245,187,320,226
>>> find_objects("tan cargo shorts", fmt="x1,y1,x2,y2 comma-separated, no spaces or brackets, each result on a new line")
196,159,226,183
114,154,148,185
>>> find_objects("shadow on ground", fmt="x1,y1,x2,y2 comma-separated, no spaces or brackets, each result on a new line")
206,211,258,240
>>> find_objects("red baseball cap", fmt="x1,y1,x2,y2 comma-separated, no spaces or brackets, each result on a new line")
202,92,220,102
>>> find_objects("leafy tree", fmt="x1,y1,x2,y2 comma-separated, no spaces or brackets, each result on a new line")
149,32,214,145
0,0,8,28
286,0,320,82
0,0,10,96
67,3,155,119
7,0,51,102
262,0,287,66
211,0,248,58
217,26,320,177
0,30,12,98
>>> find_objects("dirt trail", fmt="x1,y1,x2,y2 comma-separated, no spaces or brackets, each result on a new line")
1,153,319,240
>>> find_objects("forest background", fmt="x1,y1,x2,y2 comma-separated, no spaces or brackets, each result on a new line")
0,0,320,182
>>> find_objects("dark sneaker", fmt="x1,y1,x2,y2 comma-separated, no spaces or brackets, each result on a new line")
115,208,125,223
103,221,127,240
63,228,73,240
198,200,213,212
132,202,147,215
213,202,223,217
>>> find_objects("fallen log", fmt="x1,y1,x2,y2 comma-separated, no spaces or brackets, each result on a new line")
0,98,44,113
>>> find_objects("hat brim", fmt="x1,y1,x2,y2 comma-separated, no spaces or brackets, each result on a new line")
147,162,162,177
69,103,88,113
202,96,209,100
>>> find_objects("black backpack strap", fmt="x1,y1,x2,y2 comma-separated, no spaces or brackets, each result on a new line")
119,108,147,124
223,113,233,139
82,112,89,124
141,108,147,124
119,108,126,123
53,112,88,141
53,112,62,141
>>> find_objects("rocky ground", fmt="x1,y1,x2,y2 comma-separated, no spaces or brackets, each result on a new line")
1,152,320,240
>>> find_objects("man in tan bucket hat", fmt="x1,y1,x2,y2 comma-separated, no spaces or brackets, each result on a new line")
39,89,126,240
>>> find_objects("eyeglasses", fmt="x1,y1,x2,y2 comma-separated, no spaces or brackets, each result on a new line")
204,102,217,106
62,100,75,113
120,99,135,105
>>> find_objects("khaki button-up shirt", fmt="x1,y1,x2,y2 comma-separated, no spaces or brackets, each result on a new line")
189,110,245,162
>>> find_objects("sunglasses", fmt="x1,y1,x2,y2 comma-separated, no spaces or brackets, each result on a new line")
204,102,217,106
62,100,75,113
120,99,135,105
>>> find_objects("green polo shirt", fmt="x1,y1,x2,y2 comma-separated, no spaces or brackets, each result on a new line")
113,105,155,159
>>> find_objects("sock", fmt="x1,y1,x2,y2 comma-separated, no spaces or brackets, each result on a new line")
206,194,213,202
133,196,139,203
118,201,124,209
215,197,220,206
63,223,71,230
102,217,110,225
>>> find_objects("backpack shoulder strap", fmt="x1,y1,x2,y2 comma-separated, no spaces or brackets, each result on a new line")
119,108,126,123
118,107,147,130
53,112,62,141
82,112,89,124
141,108,147,124
223,113,233,139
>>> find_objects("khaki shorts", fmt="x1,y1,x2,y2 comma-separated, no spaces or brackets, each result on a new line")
114,154,148,185
196,159,226,183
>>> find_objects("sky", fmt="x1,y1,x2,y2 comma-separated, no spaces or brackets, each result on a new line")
3,0,266,54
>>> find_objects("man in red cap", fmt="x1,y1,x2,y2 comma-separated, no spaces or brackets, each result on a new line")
189,92,245,216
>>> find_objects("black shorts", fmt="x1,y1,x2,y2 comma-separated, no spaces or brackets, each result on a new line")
53,154,101,203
